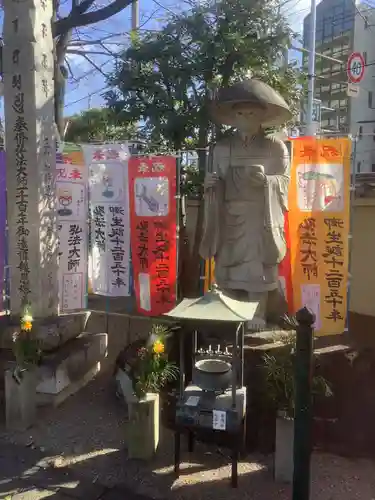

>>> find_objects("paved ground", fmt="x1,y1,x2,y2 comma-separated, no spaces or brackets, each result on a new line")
0,442,153,500
2,373,375,499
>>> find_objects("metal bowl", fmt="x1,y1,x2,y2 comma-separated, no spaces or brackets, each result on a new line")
193,358,232,392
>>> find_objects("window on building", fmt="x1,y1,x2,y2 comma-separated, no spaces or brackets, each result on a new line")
357,161,361,173
369,91,374,109
359,126,363,139
372,164,375,172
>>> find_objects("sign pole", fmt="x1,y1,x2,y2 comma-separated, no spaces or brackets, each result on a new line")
306,0,317,136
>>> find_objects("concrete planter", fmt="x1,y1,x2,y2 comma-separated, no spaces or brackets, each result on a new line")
127,393,160,460
5,367,37,431
274,413,294,483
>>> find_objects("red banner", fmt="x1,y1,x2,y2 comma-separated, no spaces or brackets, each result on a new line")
128,156,177,316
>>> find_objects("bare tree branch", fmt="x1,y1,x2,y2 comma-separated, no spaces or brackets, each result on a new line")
66,49,116,56
80,53,111,78
54,0,135,37
69,32,126,45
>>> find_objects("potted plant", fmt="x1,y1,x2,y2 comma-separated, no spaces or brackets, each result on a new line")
5,308,41,431
127,324,179,460
262,331,332,483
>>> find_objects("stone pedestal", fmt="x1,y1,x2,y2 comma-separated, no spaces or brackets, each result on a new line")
5,366,37,431
3,0,58,317
127,393,160,460
274,415,294,483
36,332,108,407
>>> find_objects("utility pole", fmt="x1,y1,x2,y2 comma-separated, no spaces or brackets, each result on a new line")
131,0,139,133
306,0,317,136
132,0,139,33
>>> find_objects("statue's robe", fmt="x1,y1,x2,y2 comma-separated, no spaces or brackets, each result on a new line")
200,133,290,295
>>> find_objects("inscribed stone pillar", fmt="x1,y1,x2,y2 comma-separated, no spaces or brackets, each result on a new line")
3,0,59,318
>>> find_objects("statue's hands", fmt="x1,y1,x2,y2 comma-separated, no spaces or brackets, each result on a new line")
249,165,266,186
204,172,220,190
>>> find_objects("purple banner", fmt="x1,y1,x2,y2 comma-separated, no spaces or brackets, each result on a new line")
0,151,6,311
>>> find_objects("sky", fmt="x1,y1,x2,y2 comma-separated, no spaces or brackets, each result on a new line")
62,0,314,117
0,0,315,118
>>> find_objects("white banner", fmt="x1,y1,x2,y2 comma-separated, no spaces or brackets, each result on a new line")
83,144,131,296
56,146,88,312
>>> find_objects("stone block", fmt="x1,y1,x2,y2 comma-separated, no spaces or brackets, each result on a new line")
1,313,91,352
38,312,91,352
5,367,37,431
274,415,294,483
127,393,160,460
36,332,107,403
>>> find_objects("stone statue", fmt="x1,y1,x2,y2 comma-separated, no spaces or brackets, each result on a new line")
199,79,292,329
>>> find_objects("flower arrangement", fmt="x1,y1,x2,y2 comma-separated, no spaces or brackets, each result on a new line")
262,330,332,419
132,324,179,400
12,308,41,384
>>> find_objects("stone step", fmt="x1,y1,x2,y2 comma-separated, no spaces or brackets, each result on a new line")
244,329,292,347
36,332,108,407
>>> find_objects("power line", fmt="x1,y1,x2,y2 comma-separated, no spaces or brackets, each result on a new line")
65,86,109,108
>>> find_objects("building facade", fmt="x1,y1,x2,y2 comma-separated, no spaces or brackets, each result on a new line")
303,0,355,132
350,5,375,173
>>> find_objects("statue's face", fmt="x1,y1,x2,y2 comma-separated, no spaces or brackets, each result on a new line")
233,105,264,133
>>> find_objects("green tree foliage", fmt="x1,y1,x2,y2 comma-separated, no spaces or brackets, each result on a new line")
64,108,135,143
105,0,303,295
105,0,303,153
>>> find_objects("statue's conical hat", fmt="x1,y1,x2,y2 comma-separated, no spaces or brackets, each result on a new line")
209,79,292,129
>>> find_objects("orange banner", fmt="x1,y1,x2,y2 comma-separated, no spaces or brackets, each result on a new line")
288,137,351,335
204,258,215,293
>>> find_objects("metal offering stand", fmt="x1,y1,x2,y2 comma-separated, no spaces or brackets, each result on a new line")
165,285,259,488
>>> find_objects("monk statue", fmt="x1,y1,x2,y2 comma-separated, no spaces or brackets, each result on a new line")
199,79,292,330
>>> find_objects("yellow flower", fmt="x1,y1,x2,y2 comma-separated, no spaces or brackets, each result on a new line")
21,320,32,332
153,340,165,354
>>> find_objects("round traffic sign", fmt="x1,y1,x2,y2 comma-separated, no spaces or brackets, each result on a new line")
347,52,365,83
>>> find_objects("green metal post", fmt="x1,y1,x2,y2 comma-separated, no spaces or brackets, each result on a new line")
292,306,315,500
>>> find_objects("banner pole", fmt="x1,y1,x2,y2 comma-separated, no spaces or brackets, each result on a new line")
345,134,357,335
176,154,182,301
207,141,214,291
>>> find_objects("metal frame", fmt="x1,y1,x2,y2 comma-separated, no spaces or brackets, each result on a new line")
174,321,246,488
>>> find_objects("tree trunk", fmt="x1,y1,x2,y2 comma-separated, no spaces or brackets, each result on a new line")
54,28,72,137
54,64,66,138
188,149,207,295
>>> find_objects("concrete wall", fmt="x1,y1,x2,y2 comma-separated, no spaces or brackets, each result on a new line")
186,198,375,318
350,198,375,316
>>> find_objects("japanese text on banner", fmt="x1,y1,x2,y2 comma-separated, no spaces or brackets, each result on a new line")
128,156,177,316
83,144,131,297
288,138,351,335
56,143,88,313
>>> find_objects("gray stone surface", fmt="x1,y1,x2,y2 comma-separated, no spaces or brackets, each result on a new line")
5,368,37,431
200,129,290,329
274,415,294,483
0,441,152,500
3,0,58,318
1,313,91,352
36,332,108,397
